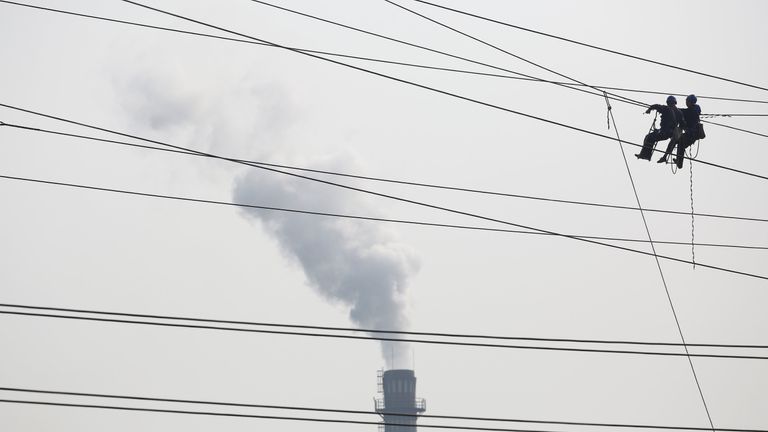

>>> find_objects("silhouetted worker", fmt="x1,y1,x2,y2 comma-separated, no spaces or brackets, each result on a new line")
636,95,685,161
658,94,702,168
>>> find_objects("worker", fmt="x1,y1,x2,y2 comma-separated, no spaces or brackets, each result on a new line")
657,94,702,168
636,95,685,161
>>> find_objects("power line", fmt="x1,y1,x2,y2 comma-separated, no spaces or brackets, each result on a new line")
381,0,645,108
5,1,768,143
6,0,768,107
2,303,765,350
1,387,764,432
1,110,766,281
1,308,766,360
113,1,768,181
3,120,766,225
1,170,766,251
702,120,768,139
390,1,716,424
0,398,540,432
3,170,767,276
411,0,768,92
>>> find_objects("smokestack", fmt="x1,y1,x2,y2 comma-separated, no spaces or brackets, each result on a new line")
375,369,426,432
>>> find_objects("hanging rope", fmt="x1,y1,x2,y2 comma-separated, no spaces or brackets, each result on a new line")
686,143,698,269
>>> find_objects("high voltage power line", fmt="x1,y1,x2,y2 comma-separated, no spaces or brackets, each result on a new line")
1,116,767,280
3,0,768,109
0,386,764,432
1,308,766,360
377,4,724,430
2,120,766,225
2,171,766,252
411,0,768,92
109,1,768,181
1,303,766,350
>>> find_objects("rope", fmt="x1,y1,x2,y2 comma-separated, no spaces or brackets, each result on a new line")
686,143,698,269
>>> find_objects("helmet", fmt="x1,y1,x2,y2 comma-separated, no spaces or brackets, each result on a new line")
686,94,697,104
666,95,677,105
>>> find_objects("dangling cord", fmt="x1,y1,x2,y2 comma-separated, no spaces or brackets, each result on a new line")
687,144,697,269
604,92,612,130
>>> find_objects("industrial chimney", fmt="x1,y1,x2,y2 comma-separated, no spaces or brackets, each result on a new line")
374,369,426,431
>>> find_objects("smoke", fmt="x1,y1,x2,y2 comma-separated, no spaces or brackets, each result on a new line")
113,68,419,366
233,155,420,367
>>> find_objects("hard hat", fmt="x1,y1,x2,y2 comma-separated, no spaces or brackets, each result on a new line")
686,94,697,104
666,95,677,104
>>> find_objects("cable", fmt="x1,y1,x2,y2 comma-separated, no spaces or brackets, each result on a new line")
1,111,766,280
5,0,768,148
4,303,767,349
3,5,767,275
4,1,768,107
5,1,768,144
0,170,765,251
382,0,645,108
0,398,543,432
243,0,643,107
1,387,764,432
2,171,767,276
411,0,768,92
3,120,766,225
701,120,768,139
1,309,766,360
112,1,768,180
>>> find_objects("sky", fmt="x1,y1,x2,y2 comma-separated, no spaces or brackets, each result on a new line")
1,1,767,431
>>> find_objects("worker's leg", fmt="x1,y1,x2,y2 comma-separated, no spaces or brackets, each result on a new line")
658,138,677,163
636,131,660,160
675,133,695,168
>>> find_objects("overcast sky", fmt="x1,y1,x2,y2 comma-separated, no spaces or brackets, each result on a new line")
1,1,767,431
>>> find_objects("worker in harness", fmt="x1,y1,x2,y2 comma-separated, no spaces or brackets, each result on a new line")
657,94,702,168
636,95,685,161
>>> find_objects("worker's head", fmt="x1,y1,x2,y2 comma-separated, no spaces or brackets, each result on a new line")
686,94,697,107
666,95,677,106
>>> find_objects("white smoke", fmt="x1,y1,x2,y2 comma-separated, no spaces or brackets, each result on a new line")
113,68,419,366
233,156,420,367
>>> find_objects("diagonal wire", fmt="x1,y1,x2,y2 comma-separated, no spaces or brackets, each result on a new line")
3,1,767,140
411,0,768,92
605,97,716,430
2,120,767,224
0,117,766,279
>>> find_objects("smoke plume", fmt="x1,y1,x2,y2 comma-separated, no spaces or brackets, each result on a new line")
233,157,419,367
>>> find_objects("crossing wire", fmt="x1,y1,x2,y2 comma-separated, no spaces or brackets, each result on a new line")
1,386,766,432
1,156,767,278
4,1,767,129
2,120,766,225
396,0,717,426
2,309,767,360
112,1,768,180
411,0,768,92
1,170,766,252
